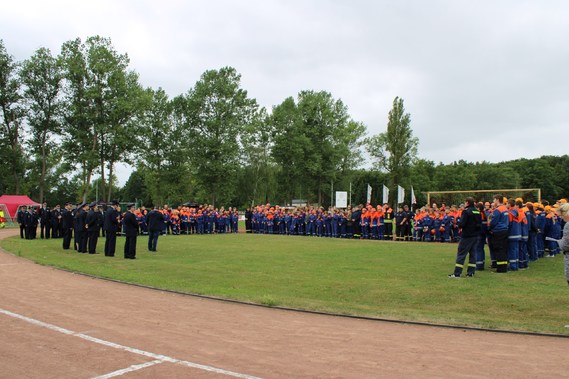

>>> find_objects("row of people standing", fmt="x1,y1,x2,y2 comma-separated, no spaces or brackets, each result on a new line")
134,205,239,236
245,204,399,239
16,204,63,240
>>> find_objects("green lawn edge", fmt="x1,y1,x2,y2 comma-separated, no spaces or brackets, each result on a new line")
2,234,568,335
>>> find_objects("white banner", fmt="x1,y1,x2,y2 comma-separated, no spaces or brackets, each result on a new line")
382,185,389,204
366,184,372,205
397,185,405,204
335,191,348,208
411,186,416,204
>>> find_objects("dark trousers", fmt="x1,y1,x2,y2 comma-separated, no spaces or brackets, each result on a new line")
490,230,509,273
148,230,160,251
20,224,25,238
353,223,361,238
40,222,50,239
62,228,73,249
78,231,87,253
88,230,99,253
51,222,59,238
384,222,393,240
105,232,117,256
454,236,478,276
26,225,36,239
124,236,137,258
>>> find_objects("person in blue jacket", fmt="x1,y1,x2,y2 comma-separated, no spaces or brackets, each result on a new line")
488,195,510,273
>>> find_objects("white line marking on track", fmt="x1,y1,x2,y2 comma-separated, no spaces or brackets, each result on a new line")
91,360,164,379
0,307,263,379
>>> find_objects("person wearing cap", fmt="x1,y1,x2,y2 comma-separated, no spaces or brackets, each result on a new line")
17,206,27,239
75,203,89,253
39,202,51,239
123,203,138,259
553,203,569,285
85,202,100,254
104,200,121,257
61,203,74,250
25,206,39,240
50,204,61,239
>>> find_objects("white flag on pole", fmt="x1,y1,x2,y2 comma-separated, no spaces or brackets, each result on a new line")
411,186,417,205
382,185,389,204
397,185,405,204
366,184,372,204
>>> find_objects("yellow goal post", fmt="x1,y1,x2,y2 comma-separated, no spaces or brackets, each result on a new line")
423,188,541,207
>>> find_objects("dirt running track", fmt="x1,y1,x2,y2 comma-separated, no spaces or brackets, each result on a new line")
1,228,568,378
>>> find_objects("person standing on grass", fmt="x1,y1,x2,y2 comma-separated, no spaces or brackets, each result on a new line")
17,206,27,239
85,202,100,254
488,194,510,273
123,203,138,259
103,200,121,257
552,203,569,285
147,206,164,252
448,197,482,278
61,203,74,250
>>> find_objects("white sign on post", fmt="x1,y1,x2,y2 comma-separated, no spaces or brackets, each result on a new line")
335,191,348,208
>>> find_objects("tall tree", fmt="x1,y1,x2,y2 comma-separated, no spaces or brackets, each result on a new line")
271,91,366,206
20,47,63,203
138,88,193,205
178,67,258,206
270,97,309,204
240,107,277,206
366,96,418,188
103,69,145,201
0,39,26,194
60,36,139,202
59,37,97,202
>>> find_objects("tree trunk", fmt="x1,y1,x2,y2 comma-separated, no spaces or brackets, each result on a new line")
107,161,114,202
39,131,47,203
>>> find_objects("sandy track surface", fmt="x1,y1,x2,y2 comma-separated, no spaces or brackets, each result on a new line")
1,228,568,378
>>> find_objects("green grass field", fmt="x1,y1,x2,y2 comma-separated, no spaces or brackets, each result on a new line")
1,233,567,335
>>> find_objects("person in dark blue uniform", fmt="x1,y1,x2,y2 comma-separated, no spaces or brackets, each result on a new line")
104,200,121,257
75,203,89,253
61,203,74,250
85,202,100,254
39,202,51,239
123,203,138,259
147,206,164,252
449,197,482,278
25,206,39,239
17,206,27,239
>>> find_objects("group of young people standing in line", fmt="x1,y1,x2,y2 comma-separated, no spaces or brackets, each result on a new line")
449,195,568,284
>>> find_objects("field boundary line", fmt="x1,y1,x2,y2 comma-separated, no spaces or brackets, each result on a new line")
0,307,263,379
91,360,164,379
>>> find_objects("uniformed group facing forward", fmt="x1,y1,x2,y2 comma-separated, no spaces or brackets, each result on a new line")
245,196,568,282
16,202,240,259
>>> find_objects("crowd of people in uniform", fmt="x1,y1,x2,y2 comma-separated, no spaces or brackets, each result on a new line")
13,196,568,282
15,201,241,259
245,197,568,278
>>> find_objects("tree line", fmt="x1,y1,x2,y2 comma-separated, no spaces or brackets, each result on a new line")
1,37,567,208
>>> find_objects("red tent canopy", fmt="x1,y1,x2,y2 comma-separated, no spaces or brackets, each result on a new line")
0,195,40,219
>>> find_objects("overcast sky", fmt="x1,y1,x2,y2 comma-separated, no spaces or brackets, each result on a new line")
2,0,568,175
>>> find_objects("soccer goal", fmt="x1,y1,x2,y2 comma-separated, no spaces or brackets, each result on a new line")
424,188,541,207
